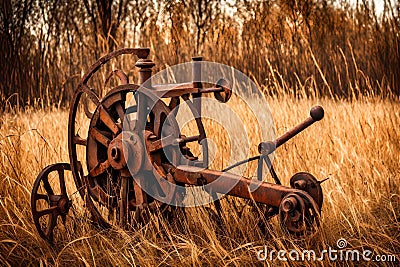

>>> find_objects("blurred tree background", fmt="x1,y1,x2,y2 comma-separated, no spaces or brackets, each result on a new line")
0,0,399,108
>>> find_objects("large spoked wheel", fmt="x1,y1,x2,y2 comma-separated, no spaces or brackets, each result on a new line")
68,48,149,203
67,49,152,228
70,82,192,228
67,48,210,229
31,163,72,242
88,86,185,226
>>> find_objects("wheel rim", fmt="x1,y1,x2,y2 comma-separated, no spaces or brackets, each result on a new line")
31,163,72,242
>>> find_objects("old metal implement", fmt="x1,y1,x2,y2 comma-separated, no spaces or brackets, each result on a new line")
31,48,325,242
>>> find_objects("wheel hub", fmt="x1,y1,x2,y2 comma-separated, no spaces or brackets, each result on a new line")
107,132,144,175
58,197,71,214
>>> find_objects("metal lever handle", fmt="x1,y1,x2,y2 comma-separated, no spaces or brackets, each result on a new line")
258,105,324,154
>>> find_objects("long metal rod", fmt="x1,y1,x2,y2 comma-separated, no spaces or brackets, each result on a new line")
223,106,324,173
258,106,324,154
173,165,294,207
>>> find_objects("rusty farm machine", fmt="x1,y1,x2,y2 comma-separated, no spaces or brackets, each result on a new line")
30,48,325,242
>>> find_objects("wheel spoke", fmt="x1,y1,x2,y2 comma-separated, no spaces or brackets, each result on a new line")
89,160,111,177
34,193,48,201
168,97,180,111
73,134,87,146
89,127,111,147
151,163,176,203
58,169,67,195
148,134,175,152
115,101,126,122
45,211,58,241
133,174,147,206
119,176,129,226
153,109,166,137
36,206,58,218
48,194,63,203
99,106,121,135
42,178,55,196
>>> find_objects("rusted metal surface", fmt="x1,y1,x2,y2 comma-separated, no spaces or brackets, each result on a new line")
172,165,293,207
290,172,323,211
32,47,326,241
169,164,321,234
105,69,129,85
258,105,324,155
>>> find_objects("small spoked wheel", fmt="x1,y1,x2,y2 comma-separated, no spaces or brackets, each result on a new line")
31,163,72,242
278,191,321,236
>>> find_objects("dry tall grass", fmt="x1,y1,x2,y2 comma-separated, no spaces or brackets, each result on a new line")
1,1,399,266
0,91,399,265
2,0,399,107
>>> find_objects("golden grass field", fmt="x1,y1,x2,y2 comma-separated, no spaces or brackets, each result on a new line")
0,95,399,266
